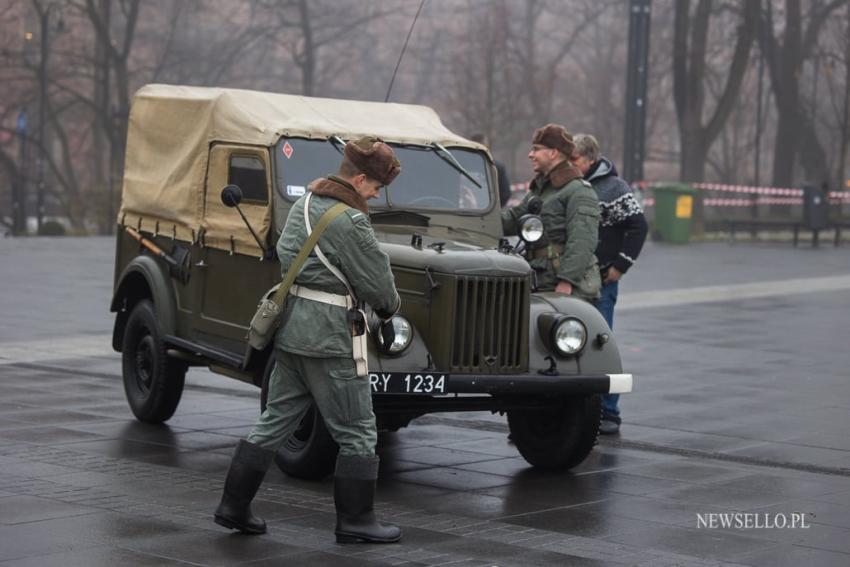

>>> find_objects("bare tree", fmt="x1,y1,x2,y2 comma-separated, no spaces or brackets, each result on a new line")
760,0,845,187
259,0,392,97
673,0,757,183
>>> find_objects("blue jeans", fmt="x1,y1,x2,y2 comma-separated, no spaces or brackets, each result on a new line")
595,281,620,419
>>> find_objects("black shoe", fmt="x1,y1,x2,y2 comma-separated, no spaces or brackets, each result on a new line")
214,440,275,534
334,454,401,544
599,413,621,435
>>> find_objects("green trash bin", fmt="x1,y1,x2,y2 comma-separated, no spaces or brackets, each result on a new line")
652,184,696,243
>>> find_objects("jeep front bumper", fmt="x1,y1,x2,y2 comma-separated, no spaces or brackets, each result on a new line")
449,373,633,395
369,370,632,396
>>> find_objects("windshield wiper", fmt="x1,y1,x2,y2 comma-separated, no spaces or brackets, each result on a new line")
328,135,346,155
430,223,497,241
429,142,482,188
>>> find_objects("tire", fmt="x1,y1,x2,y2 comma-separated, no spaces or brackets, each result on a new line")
260,359,338,480
121,300,187,423
507,394,602,470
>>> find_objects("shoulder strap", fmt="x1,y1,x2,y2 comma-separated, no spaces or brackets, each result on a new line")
304,193,358,301
269,199,349,307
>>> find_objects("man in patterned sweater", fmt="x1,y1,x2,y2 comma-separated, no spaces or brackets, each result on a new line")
572,134,647,435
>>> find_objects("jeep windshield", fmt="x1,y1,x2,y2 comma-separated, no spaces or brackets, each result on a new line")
274,138,492,213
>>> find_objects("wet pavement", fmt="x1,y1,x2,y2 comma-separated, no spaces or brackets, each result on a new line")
1,237,850,566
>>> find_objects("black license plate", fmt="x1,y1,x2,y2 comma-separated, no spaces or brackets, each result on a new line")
369,372,449,394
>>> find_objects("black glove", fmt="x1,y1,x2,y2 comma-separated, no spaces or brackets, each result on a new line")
379,319,395,352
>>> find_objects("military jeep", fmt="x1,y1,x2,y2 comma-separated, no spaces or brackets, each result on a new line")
111,84,632,479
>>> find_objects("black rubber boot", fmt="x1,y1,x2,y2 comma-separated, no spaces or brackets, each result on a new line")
214,439,275,534
334,454,401,544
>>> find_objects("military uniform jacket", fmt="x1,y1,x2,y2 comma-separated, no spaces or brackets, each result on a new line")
275,180,400,358
502,161,601,298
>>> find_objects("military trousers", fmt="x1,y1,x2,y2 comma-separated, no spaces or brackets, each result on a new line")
246,349,377,457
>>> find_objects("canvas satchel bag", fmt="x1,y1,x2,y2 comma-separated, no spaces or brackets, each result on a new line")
246,201,349,351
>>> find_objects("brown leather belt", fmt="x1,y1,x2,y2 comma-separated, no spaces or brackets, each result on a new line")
531,243,564,269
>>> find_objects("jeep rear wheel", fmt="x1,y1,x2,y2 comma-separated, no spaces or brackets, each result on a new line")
507,394,602,470
121,300,186,423
260,361,338,480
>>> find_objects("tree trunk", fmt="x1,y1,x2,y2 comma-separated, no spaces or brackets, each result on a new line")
771,103,800,188
836,5,850,191
761,0,844,188
680,135,708,182
674,0,756,184
93,0,111,234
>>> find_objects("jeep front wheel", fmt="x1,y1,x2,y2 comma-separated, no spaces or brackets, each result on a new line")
260,363,338,480
507,394,602,470
121,300,186,423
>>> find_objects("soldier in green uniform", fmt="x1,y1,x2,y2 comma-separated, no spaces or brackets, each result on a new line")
502,124,601,299
214,137,403,544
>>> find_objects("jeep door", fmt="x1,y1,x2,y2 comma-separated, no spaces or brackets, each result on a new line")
192,144,277,352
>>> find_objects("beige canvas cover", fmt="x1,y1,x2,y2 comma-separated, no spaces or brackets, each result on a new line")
118,84,487,254
202,145,272,256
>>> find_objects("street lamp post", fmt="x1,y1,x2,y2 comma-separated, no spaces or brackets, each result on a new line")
13,110,29,236
622,0,652,184
35,4,51,234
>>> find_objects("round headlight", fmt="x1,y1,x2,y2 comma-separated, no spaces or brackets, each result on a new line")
379,316,413,354
554,318,587,355
519,215,544,243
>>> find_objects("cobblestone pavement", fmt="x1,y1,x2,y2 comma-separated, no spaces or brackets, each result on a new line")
1,237,850,566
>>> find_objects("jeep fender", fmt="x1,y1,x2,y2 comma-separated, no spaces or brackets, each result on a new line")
111,255,178,351
528,293,623,375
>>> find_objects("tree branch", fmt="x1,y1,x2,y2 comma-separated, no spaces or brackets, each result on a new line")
704,0,757,142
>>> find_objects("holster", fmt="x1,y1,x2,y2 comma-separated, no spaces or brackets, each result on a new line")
349,308,368,377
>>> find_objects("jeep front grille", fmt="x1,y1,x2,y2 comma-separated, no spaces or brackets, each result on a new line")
451,275,529,373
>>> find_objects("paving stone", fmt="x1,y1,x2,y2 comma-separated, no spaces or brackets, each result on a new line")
0,546,196,567
731,543,850,567
0,426,104,445
1,239,849,566
0,494,100,525
501,505,669,539
391,466,515,491
601,523,776,562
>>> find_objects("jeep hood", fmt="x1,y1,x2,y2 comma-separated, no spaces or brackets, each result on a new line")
377,229,530,276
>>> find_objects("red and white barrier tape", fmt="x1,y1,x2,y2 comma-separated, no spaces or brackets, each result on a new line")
509,181,850,207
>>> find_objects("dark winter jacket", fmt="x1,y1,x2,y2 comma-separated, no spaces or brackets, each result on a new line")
585,157,647,275
503,161,601,299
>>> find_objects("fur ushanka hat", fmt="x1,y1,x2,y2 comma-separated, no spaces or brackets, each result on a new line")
532,124,576,158
344,136,401,186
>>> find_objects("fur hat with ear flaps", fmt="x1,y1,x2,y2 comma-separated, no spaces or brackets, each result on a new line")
344,136,401,186
532,124,576,158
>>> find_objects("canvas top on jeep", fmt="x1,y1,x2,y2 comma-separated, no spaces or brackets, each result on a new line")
118,84,490,255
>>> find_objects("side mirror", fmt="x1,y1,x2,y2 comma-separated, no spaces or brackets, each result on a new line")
527,195,543,215
221,185,243,208
218,184,268,258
